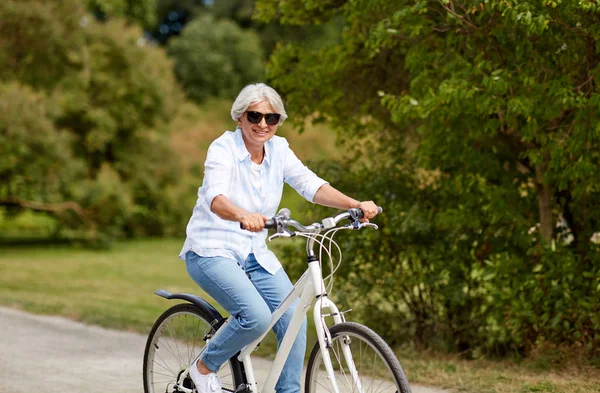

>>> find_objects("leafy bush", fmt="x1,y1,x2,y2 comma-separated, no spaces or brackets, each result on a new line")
490,246,600,355
168,14,264,103
0,82,83,211
286,158,600,359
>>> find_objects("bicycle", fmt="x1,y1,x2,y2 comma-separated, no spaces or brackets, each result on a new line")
143,207,412,393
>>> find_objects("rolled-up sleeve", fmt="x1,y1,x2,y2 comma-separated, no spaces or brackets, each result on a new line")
283,147,329,202
203,141,234,206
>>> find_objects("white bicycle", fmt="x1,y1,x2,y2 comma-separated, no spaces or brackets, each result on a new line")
143,207,412,393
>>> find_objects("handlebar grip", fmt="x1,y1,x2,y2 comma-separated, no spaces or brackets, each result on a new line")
350,206,383,219
240,219,277,230
362,206,383,216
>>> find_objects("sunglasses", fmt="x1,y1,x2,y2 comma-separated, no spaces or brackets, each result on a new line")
246,111,281,126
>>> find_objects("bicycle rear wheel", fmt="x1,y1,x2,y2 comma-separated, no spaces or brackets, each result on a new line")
305,322,411,393
143,303,245,393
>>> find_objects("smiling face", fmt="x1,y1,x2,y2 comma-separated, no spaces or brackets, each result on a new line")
237,100,279,153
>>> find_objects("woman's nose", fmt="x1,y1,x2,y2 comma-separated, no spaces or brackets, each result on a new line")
259,117,269,128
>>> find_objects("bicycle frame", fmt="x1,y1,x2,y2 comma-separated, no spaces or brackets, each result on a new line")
184,255,349,393
241,256,347,393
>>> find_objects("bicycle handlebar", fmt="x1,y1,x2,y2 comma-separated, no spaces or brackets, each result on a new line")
240,206,383,232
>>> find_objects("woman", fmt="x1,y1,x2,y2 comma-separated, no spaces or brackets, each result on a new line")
179,83,379,393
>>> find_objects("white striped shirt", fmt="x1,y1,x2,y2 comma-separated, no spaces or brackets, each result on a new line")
179,128,329,274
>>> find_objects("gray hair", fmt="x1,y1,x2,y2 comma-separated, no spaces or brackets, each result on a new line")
231,83,288,125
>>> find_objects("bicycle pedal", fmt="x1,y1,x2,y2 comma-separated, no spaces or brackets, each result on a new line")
234,383,252,393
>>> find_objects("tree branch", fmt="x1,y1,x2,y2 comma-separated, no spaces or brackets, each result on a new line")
0,197,89,224
438,0,478,30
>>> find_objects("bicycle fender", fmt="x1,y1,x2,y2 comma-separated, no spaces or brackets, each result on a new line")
154,289,223,323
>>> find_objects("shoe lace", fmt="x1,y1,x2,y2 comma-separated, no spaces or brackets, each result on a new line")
206,373,222,393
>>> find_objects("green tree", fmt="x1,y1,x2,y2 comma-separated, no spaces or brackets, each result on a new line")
257,0,600,356
0,0,188,240
167,14,265,102
0,0,86,90
0,83,85,228
86,0,158,29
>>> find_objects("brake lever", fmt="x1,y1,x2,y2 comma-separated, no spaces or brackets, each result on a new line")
360,222,379,230
348,222,379,230
268,230,295,242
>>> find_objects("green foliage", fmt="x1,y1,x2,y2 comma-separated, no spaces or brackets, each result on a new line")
0,0,188,241
0,208,58,239
214,0,343,53
255,0,344,25
0,83,80,204
490,247,600,354
0,0,87,89
211,0,254,27
258,0,600,357
167,14,265,103
86,0,158,28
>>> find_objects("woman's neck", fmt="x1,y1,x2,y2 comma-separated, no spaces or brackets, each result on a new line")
245,143,264,164
250,148,264,165
242,133,265,164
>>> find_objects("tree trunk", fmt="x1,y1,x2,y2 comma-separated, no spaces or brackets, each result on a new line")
535,164,553,244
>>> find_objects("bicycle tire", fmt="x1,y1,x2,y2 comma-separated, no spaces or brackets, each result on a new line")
305,322,411,393
143,303,245,393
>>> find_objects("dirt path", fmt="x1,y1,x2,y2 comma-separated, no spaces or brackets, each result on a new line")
0,307,447,393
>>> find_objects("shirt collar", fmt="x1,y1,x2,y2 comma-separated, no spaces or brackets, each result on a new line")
234,127,272,167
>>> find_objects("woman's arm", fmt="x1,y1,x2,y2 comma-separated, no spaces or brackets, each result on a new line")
211,195,267,232
312,184,359,210
212,184,378,230
282,145,379,220
313,184,379,221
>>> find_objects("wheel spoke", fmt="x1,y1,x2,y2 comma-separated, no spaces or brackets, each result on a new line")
306,323,411,393
153,341,179,377
143,305,241,393
332,339,353,391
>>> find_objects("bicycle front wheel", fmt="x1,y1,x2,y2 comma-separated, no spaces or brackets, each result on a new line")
143,303,245,393
305,322,411,393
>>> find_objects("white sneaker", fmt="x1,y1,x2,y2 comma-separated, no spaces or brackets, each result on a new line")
189,361,222,393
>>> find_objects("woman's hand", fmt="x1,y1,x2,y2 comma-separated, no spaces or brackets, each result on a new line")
356,201,379,222
239,213,269,232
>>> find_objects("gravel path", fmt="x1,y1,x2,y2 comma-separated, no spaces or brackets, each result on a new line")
0,307,447,393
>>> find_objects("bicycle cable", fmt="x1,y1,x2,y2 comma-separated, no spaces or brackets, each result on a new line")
320,228,346,294
295,229,345,298
294,232,338,296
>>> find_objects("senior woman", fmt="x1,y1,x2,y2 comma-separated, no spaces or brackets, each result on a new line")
179,83,379,393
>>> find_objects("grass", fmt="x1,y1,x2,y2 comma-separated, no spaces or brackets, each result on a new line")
396,348,600,393
0,239,598,393
0,239,189,331
0,238,312,357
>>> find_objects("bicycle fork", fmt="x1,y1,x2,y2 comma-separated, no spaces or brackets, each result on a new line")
314,297,365,393
311,255,365,393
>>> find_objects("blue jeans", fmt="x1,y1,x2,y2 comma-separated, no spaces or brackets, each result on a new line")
185,251,307,393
